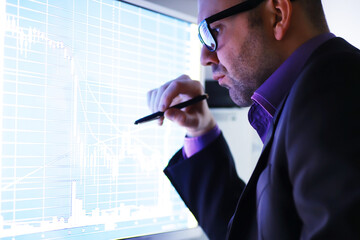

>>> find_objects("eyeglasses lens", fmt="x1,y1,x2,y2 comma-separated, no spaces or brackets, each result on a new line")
199,21,216,51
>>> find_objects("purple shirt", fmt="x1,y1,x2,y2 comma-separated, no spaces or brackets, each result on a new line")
183,33,335,158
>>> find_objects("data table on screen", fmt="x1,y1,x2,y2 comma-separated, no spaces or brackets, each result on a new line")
0,0,200,239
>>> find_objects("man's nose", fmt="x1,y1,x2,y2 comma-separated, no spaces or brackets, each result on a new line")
200,45,219,66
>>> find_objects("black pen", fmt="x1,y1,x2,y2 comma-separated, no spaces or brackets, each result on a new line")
134,94,209,125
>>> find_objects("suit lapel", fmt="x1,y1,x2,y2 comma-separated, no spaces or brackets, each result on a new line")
227,94,289,239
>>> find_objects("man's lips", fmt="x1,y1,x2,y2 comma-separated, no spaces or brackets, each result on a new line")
213,74,228,88
213,74,225,83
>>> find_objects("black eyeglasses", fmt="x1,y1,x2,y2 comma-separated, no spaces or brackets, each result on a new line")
198,0,265,52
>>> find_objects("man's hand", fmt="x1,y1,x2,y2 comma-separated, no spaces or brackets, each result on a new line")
147,75,216,137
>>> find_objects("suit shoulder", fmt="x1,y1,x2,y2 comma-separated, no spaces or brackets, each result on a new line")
294,38,360,93
304,37,360,75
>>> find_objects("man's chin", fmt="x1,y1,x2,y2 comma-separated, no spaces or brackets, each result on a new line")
229,89,252,107
218,82,230,90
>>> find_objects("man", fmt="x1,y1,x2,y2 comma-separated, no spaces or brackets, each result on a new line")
147,0,360,239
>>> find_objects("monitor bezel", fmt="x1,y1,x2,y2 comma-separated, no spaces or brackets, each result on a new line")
120,0,197,23
121,227,207,240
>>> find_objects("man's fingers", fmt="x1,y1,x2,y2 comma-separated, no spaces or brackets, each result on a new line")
159,76,204,111
157,116,164,126
164,108,186,125
147,90,156,112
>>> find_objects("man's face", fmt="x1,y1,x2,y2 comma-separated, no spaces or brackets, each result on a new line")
198,0,281,107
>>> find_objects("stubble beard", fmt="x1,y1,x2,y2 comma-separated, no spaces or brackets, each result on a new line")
226,28,281,107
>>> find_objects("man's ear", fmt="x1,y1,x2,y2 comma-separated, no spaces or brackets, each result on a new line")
269,0,292,40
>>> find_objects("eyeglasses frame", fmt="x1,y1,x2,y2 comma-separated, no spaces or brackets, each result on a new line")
198,0,266,52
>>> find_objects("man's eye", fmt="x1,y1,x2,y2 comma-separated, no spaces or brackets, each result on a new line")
211,27,220,37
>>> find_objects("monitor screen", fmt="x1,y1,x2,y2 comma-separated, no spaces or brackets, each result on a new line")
0,0,202,239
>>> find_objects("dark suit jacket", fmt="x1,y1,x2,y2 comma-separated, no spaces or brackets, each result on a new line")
164,37,360,240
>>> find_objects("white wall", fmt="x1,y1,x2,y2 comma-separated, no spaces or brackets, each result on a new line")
323,0,360,48
211,108,263,182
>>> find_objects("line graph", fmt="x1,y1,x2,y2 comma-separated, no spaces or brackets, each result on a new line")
0,0,200,239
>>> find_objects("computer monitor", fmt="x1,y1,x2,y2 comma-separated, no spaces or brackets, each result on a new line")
0,0,206,239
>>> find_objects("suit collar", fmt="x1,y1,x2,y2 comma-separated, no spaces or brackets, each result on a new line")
251,33,335,118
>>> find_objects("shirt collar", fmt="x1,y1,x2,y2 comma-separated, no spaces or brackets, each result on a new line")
251,32,336,117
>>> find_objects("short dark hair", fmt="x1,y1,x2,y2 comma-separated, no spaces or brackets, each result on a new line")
300,0,329,32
